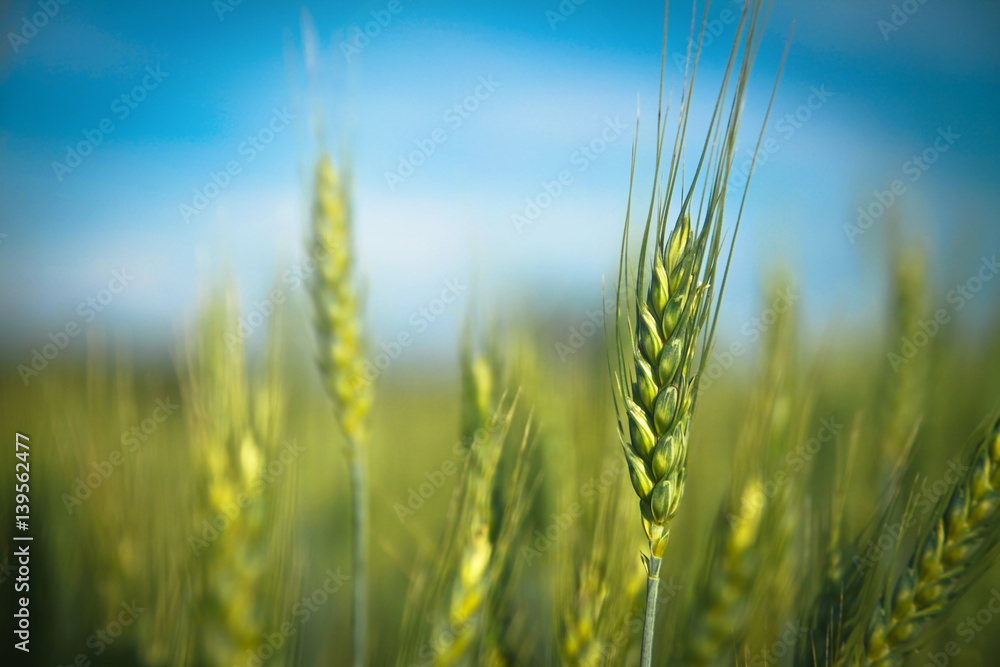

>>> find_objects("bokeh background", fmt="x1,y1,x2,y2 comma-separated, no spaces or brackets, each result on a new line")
2,1,1000,666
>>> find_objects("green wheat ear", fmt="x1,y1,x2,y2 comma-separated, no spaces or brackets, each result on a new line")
610,2,784,664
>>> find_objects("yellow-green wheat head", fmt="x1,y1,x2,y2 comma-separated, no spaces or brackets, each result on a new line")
309,152,372,448
613,0,771,561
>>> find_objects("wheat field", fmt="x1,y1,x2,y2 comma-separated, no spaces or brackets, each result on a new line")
3,1,1000,666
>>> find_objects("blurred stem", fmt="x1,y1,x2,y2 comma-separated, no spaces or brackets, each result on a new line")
350,442,368,667
640,554,662,667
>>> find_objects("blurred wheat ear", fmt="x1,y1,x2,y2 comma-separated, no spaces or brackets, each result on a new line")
610,1,783,664
178,285,295,666
674,272,809,666
855,417,1000,665
309,152,373,667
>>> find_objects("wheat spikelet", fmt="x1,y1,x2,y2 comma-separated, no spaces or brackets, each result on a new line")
857,417,1000,665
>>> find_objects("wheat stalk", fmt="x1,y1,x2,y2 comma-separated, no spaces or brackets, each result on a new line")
856,417,1000,666
434,349,502,667
178,287,292,666
612,3,778,664
309,152,373,667
558,474,645,667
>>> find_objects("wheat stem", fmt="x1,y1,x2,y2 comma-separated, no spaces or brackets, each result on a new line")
640,554,663,667
309,153,373,667
350,443,369,667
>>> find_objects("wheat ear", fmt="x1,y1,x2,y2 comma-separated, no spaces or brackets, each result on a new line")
858,417,1000,665
612,3,777,664
179,287,291,666
309,153,373,667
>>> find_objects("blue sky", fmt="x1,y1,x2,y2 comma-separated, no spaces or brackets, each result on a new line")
1,0,998,359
